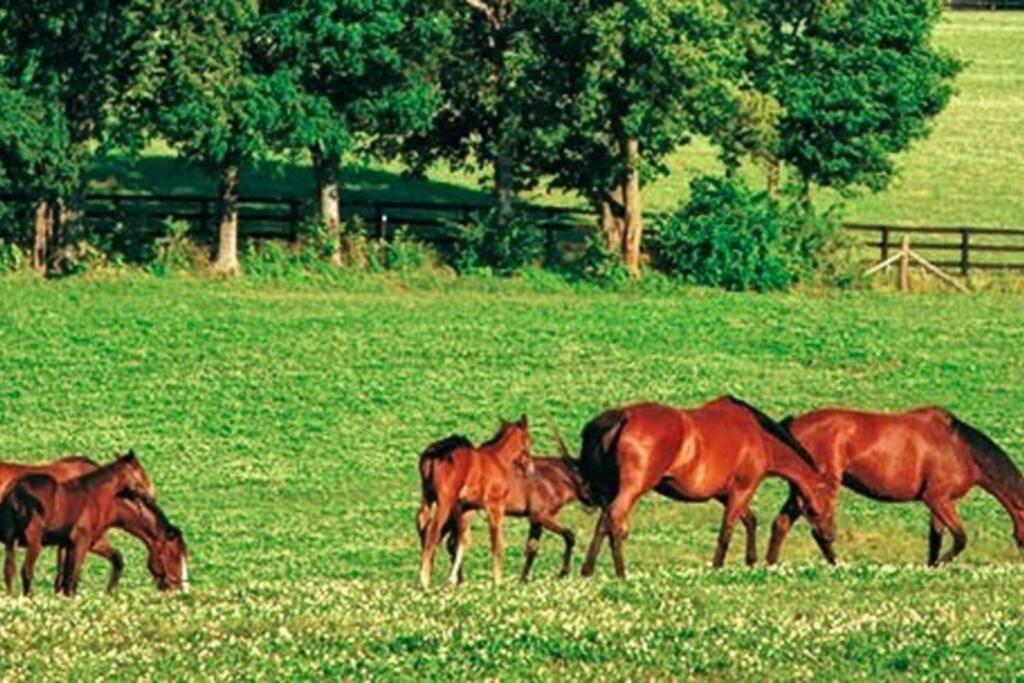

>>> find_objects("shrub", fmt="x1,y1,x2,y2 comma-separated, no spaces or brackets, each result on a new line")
449,207,544,276
0,240,25,273
652,175,847,291
150,219,209,275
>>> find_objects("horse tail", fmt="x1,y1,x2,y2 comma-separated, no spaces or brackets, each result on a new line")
950,413,1024,509
549,423,595,509
579,410,627,508
727,396,818,467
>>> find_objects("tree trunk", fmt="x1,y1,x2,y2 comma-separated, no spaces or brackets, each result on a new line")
32,198,54,275
600,187,625,255
766,158,782,199
491,0,515,229
621,137,643,278
211,165,240,275
312,146,342,266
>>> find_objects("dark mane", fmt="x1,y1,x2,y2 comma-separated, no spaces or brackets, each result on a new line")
726,397,817,468
479,423,512,448
55,455,101,467
420,435,473,462
72,454,134,489
951,414,1024,507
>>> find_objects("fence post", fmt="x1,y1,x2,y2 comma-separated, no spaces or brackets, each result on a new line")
899,235,910,292
199,199,211,236
289,199,301,242
960,229,970,275
881,226,890,263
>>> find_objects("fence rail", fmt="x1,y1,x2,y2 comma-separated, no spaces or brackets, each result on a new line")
2,191,1023,273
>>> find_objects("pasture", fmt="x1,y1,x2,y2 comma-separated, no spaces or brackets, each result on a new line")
1,277,1023,678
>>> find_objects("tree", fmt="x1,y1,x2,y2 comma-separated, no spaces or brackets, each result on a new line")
524,0,739,276
149,0,282,274
728,0,961,196
0,2,157,273
255,1,449,262
403,0,548,227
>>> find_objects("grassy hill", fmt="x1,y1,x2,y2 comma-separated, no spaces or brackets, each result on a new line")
87,11,1024,228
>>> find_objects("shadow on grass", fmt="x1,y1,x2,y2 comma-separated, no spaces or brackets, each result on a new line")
87,153,492,205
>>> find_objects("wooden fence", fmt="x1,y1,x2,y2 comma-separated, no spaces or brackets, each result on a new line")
2,191,1023,272
947,0,1024,8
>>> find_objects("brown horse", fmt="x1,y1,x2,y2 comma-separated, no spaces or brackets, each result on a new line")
54,492,190,593
575,397,837,578
416,417,534,590
0,455,158,591
766,407,1024,566
0,452,156,596
436,455,586,584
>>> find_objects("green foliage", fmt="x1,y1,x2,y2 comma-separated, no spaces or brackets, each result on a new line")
255,0,449,169
730,0,963,192
0,2,157,197
150,220,209,275
652,175,843,291
0,239,24,273
147,1,280,175
0,280,1023,677
450,208,545,276
521,0,741,202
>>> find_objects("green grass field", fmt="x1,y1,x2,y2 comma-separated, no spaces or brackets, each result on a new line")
1,276,1023,678
87,11,1024,229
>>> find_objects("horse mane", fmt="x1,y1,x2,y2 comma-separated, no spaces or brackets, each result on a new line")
55,455,101,467
73,454,134,489
479,423,512,449
420,435,473,462
950,414,1024,508
726,397,818,468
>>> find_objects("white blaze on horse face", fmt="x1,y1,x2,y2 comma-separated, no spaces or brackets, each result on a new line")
181,556,190,593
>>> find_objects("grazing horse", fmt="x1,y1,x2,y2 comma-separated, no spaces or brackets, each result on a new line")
766,407,1024,566
54,492,190,593
576,397,836,578
416,416,534,590
0,455,136,590
0,452,156,596
438,455,586,584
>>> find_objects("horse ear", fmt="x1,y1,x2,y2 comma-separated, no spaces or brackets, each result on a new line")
166,526,181,541
124,449,137,461
518,414,528,428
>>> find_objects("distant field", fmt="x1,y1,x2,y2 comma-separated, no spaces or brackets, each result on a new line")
87,11,1024,228
1,278,1023,677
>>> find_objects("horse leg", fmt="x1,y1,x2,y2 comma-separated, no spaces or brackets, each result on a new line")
928,513,943,567
486,505,505,585
766,488,804,565
447,509,473,586
62,535,93,597
581,509,609,578
54,547,65,594
927,498,967,566
713,491,754,569
20,538,42,597
19,518,45,597
419,498,453,591
740,508,758,567
607,491,641,580
538,515,576,578
89,537,125,593
811,528,838,566
416,499,432,550
520,522,543,583
3,542,15,595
